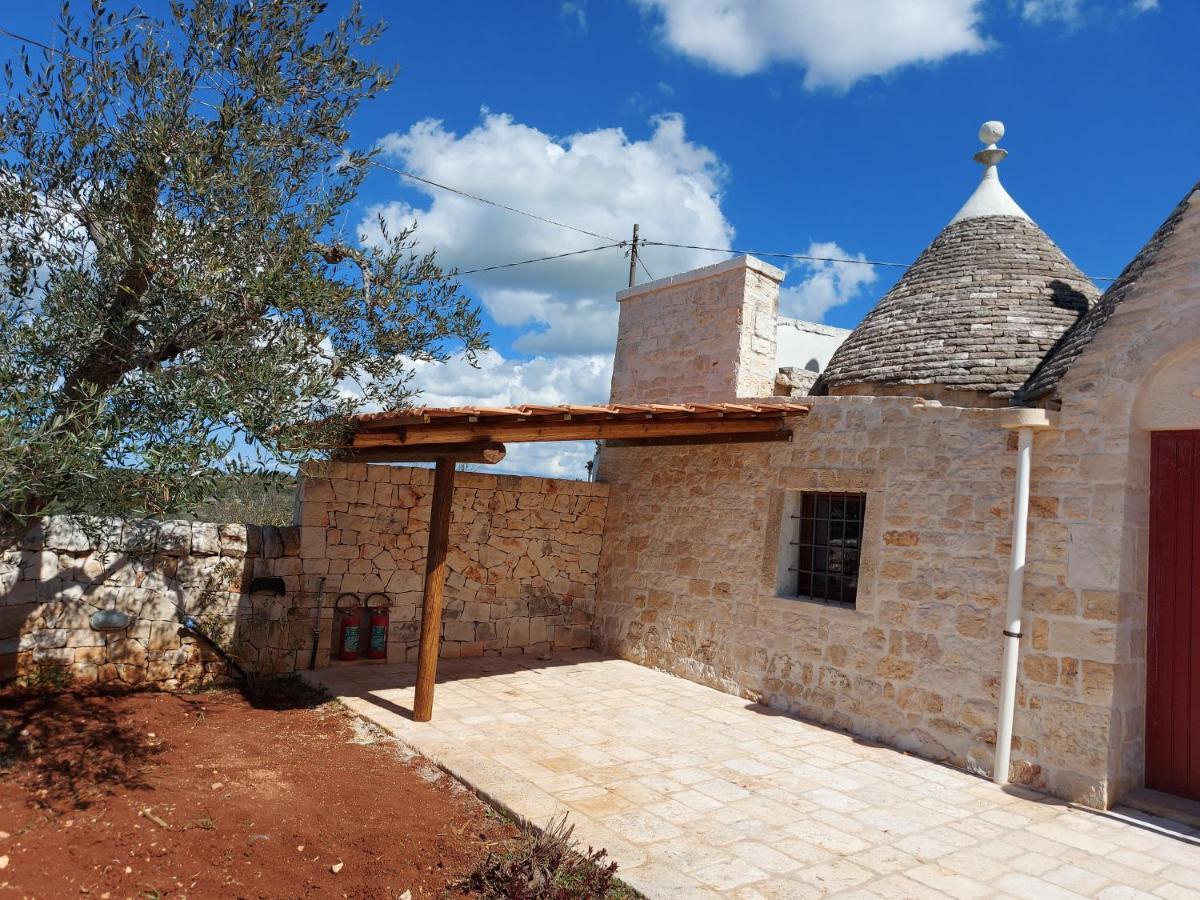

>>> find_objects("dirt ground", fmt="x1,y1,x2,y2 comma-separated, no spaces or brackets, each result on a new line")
0,682,521,899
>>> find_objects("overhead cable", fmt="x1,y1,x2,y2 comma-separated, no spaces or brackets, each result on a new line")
368,163,1118,283
640,239,1116,282
641,240,911,270
0,26,73,58
445,242,624,279
368,159,620,243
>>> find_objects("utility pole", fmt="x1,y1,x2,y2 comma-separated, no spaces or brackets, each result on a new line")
627,223,639,288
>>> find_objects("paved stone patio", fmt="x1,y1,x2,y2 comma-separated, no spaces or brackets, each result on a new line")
307,651,1200,899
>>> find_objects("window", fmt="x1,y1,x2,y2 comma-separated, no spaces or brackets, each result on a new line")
790,492,866,606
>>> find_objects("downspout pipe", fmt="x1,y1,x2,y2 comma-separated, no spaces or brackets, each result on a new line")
994,408,1054,785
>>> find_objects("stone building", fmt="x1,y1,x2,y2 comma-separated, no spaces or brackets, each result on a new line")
4,121,1197,814
595,122,1200,809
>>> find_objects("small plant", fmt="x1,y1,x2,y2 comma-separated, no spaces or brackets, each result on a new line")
191,560,238,650
460,813,633,900
15,661,74,692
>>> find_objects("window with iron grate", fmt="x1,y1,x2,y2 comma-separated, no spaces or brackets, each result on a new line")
790,492,866,607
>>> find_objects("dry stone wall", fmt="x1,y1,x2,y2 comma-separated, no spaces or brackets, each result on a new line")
595,395,1125,807
2,465,607,686
0,519,302,687
297,462,607,666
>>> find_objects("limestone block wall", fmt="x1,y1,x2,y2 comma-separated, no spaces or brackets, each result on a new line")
594,395,1125,807
0,519,303,687
1033,183,1200,801
297,462,607,666
1,465,608,686
609,256,783,403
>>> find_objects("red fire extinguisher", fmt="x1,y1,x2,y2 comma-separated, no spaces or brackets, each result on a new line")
364,592,390,660
336,593,362,661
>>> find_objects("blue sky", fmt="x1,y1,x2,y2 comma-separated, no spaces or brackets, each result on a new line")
5,0,1197,477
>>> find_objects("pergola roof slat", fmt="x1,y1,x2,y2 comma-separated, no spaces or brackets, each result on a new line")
339,400,809,459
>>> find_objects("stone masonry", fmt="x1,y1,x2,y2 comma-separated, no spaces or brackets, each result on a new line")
0,518,302,687
297,462,607,667
595,396,1125,806
1020,182,1200,801
2,464,608,686
816,216,1097,400
609,255,783,404
596,213,1200,808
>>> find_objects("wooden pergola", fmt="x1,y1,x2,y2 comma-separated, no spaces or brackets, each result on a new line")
338,400,810,721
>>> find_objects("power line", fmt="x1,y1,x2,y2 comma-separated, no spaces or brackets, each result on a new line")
0,21,150,63
367,159,621,243
641,240,911,270
640,239,1117,282
0,26,73,59
445,242,623,279
366,161,1114,282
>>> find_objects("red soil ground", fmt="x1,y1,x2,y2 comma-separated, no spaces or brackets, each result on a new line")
0,683,520,898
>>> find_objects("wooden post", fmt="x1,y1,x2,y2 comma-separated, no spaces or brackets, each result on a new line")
627,223,639,288
412,458,456,722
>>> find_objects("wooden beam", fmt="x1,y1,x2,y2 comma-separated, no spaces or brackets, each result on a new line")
338,441,506,464
352,417,791,449
413,458,456,722
604,431,794,449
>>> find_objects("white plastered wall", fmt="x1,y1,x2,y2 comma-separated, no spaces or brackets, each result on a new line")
775,318,851,374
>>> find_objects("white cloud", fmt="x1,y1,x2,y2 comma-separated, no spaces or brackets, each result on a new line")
561,1,588,31
363,112,877,476
1019,0,1158,23
634,0,990,89
404,349,612,408
1020,0,1082,23
404,349,612,479
778,242,877,321
366,112,734,356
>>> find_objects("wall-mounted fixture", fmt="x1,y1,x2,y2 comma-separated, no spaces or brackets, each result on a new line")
90,609,132,631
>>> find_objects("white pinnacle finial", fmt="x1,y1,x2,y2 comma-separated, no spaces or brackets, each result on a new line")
974,120,1008,167
949,119,1030,224
979,120,1005,147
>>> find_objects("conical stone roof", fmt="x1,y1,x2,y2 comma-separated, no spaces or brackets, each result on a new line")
815,123,1099,400
1017,178,1200,403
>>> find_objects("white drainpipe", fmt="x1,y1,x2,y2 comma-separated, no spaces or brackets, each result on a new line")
994,408,1054,785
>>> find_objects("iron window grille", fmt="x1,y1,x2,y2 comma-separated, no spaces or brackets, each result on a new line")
790,492,866,606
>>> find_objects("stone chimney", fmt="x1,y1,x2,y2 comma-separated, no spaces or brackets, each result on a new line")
608,255,784,404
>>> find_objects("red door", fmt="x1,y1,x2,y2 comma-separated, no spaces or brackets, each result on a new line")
1147,430,1200,800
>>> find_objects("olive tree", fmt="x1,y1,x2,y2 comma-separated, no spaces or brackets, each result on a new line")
0,1,484,547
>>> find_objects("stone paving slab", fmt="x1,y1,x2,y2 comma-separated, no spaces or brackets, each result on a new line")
306,651,1200,899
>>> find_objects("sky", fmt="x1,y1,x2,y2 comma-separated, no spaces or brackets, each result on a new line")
5,0,1198,479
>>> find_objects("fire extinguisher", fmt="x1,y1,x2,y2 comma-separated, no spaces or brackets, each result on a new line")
364,592,390,660
336,593,362,661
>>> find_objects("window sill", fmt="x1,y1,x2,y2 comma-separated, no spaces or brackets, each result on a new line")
772,593,857,612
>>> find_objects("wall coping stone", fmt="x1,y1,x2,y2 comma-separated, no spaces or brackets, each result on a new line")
615,254,785,303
